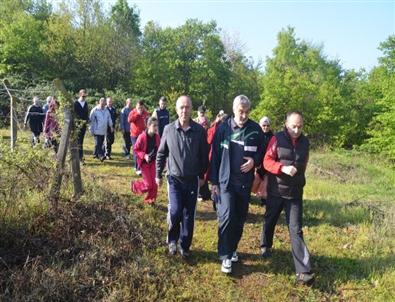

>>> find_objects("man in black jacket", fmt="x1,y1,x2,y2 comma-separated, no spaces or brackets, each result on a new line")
156,95,209,258
73,89,89,163
261,111,313,285
105,96,117,159
210,95,264,274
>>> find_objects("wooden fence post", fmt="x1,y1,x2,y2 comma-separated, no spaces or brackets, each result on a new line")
3,79,18,150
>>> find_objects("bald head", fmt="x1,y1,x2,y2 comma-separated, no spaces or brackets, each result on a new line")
286,111,304,139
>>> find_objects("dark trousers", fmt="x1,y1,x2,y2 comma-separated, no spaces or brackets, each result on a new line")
122,131,132,156
94,135,105,159
105,131,115,157
261,195,311,273
217,184,251,260
131,136,139,170
77,125,86,160
167,175,198,252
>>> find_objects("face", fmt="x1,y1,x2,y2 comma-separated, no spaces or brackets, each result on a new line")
286,113,303,139
148,121,158,134
159,100,166,110
136,103,144,113
79,90,86,100
261,123,270,133
106,97,113,107
176,96,192,123
99,98,106,108
198,111,204,117
233,104,250,128
126,99,131,107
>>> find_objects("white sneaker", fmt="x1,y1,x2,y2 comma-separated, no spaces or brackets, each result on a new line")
221,259,232,274
231,251,238,262
168,242,177,255
136,170,142,176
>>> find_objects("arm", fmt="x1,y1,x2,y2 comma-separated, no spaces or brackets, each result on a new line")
128,109,138,123
107,111,113,129
199,128,209,180
209,126,222,185
133,134,146,160
24,106,31,125
252,128,265,168
156,126,169,179
119,109,125,131
263,136,283,175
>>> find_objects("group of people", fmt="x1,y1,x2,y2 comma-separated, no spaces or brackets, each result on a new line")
24,91,313,284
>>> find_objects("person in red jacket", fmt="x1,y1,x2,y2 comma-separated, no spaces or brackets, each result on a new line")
128,100,150,175
131,117,160,204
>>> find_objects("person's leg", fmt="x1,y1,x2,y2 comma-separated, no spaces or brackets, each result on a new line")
217,188,236,260
123,131,132,156
97,135,105,159
106,131,114,158
261,195,284,249
231,186,251,254
77,125,86,160
93,135,99,158
145,162,158,202
285,198,312,274
179,178,198,252
130,136,139,171
167,176,183,245
132,162,150,195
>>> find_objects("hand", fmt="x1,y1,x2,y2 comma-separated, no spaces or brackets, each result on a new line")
281,165,298,177
155,178,162,186
240,156,254,173
211,185,219,196
198,178,205,188
144,154,150,162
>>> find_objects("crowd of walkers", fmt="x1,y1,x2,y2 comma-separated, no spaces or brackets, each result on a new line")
23,91,314,285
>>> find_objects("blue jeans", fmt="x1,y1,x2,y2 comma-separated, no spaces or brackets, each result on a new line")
261,195,311,273
167,175,198,252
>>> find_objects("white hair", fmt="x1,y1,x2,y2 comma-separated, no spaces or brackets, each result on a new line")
233,95,251,111
259,116,271,126
46,96,53,103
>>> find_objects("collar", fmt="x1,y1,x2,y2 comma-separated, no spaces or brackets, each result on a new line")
175,119,192,132
231,117,246,131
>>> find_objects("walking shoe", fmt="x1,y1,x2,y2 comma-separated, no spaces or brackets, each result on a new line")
106,155,112,160
261,247,272,258
168,242,177,255
231,251,239,262
296,273,315,285
125,155,131,160
136,170,142,176
180,248,190,258
221,259,232,274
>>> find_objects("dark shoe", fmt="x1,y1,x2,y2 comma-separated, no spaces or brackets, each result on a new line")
261,247,272,258
296,273,315,285
180,248,190,258
100,156,105,162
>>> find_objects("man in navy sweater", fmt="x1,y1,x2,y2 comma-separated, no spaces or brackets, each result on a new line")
73,89,90,164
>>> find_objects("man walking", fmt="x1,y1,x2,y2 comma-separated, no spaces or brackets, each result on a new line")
89,98,114,161
120,98,132,159
156,95,209,258
105,96,117,159
74,89,90,164
261,111,314,285
152,96,170,138
24,96,45,146
210,95,264,274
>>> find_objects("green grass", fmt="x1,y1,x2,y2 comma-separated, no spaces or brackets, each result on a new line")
1,129,394,301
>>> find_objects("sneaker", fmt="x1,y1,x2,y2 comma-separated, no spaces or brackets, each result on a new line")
261,247,272,258
180,248,190,258
197,197,203,202
106,155,112,160
125,155,131,160
221,259,232,274
136,170,142,176
296,273,315,285
231,251,239,262
168,242,177,255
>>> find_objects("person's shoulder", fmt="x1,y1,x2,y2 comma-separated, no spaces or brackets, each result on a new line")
247,119,261,130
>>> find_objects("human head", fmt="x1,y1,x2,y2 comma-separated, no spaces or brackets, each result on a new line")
136,99,145,112
79,89,87,100
285,111,304,139
259,116,271,133
197,105,206,118
32,96,39,106
46,96,53,104
147,117,158,134
125,98,131,108
106,96,113,107
215,110,226,123
232,95,251,128
176,95,192,124
99,97,106,108
159,96,167,110
49,99,59,112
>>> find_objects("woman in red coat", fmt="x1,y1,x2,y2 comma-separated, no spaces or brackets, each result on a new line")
131,117,160,204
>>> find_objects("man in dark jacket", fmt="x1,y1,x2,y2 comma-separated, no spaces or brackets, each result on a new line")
105,96,117,159
24,96,45,146
73,89,90,164
156,95,209,258
210,95,264,274
152,96,170,137
261,111,314,285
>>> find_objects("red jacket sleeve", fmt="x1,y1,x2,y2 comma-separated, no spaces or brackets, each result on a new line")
133,133,146,161
263,136,283,175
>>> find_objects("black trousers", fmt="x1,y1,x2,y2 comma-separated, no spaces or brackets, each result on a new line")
77,124,86,160
94,135,105,159
105,131,115,157
261,195,311,273
122,131,132,156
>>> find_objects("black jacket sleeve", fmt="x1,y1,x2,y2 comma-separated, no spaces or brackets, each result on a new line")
156,125,169,179
198,128,209,179
209,125,222,185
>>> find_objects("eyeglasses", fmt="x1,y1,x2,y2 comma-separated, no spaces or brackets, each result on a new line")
262,125,270,127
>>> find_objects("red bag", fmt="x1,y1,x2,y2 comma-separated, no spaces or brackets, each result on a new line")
251,172,268,198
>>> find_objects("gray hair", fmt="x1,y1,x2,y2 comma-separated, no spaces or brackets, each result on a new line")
233,95,251,111
259,116,271,126
176,95,192,108
46,96,53,103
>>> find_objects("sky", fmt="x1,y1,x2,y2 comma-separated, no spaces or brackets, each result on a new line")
70,0,395,71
